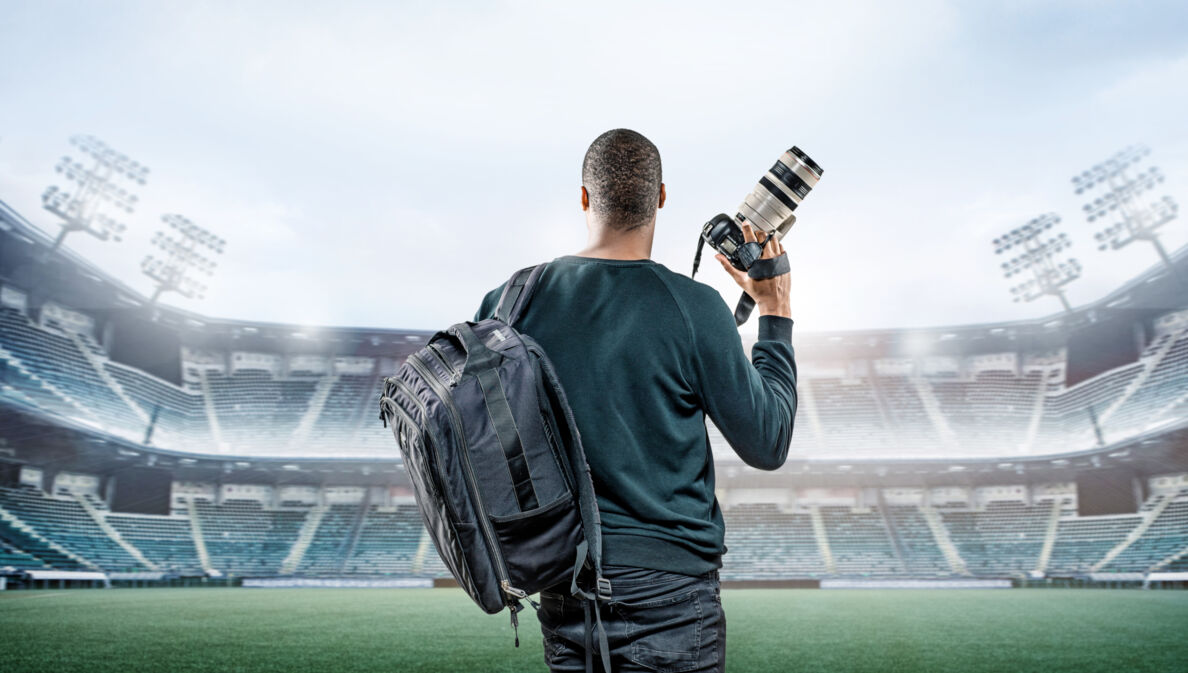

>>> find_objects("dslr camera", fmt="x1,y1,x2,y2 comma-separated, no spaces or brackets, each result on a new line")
693,146,823,324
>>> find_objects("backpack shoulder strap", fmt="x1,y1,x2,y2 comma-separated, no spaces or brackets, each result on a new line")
493,263,547,325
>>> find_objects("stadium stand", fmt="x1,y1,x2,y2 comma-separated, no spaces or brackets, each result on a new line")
1,198,1187,586
818,505,904,576
106,514,204,575
343,504,424,575
722,504,826,579
4,293,1188,460
307,373,381,450
886,505,953,576
932,370,1046,455
206,371,318,454
1047,511,1143,575
0,487,145,572
297,503,361,575
103,360,209,449
1101,489,1188,572
940,501,1049,578
1105,329,1188,440
193,499,305,576
808,378,892,454
0,537,48,570
1,482,1187,581
0,308,143,440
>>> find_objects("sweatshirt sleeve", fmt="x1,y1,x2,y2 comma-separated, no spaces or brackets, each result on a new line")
689,300,797,471
473,285,506,322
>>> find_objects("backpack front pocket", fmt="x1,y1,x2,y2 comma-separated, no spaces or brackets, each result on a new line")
489,492,584,594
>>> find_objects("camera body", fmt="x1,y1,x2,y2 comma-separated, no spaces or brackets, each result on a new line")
702,212,791,272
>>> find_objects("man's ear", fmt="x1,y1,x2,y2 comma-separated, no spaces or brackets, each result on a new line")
658,183,666,209
580,186,590,211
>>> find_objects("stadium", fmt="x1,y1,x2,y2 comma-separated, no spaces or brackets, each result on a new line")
3,178,1188,670
2,4,1188,668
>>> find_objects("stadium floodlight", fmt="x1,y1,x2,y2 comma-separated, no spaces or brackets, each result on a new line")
992,213,1081,313
141,214,227,304
1072,145,1181,281
41,135,149,252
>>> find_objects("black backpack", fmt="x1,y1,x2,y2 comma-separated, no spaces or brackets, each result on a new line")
379,264,612,665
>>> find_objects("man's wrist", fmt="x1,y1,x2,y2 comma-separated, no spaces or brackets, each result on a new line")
756,302,792,319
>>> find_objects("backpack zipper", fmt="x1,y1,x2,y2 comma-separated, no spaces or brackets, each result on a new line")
386,377,462,523
382,398,453,520
427,343,461,386
407,352,519,600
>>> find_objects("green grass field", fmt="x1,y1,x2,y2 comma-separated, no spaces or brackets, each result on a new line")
2,588,1186,672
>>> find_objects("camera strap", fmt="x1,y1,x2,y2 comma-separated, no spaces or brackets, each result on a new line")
733,293,756,326
746,252,789,279
691,235,706,278
734,248,789,325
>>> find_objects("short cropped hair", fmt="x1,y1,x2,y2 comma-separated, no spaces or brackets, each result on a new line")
581,129,662,231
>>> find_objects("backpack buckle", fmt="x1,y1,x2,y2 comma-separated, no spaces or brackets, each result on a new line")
596,576,612,601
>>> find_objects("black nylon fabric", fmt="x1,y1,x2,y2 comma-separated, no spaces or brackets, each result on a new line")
379,301,601,615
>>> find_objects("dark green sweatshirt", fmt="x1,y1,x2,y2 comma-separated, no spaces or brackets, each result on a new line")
475,255,797,575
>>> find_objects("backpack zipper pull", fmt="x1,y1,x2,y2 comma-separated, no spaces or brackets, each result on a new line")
509,601,521,647
501,580,527,599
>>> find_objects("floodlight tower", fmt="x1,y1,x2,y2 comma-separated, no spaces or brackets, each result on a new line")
141,214,227,304
1072,145,1181,281
42,135,149,252
992,213,1081,313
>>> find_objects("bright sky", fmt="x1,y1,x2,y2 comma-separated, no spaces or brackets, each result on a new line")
1,1,1185,334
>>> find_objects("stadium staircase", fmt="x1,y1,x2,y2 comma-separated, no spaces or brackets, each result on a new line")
346,372,385,448
0,501,99,570
1020,369,1054,453
1033,498,1065,575
920,505,968,575
280,503,326,574
186,498,215,574
910,376,960,451
67,330,150,427
411,528,432,575
1149,542,1188,572
1152,386,1188,426
1097,330,1179,428
865,377,897,445
876,493,908,572
196,370,226,451
798,375,826,451
337,491,371,573
287,375,339,450
73,492,159,571
808,506,837,574
1091,494,1172,571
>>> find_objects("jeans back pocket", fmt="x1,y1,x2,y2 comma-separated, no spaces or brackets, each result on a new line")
617,589,703,673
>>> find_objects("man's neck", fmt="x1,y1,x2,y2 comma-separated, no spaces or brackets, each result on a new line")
576,222,654,260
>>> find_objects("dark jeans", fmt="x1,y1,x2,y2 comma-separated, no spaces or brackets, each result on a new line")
537,564,726,673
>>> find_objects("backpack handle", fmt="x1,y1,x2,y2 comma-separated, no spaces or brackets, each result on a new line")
448,323,501,373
